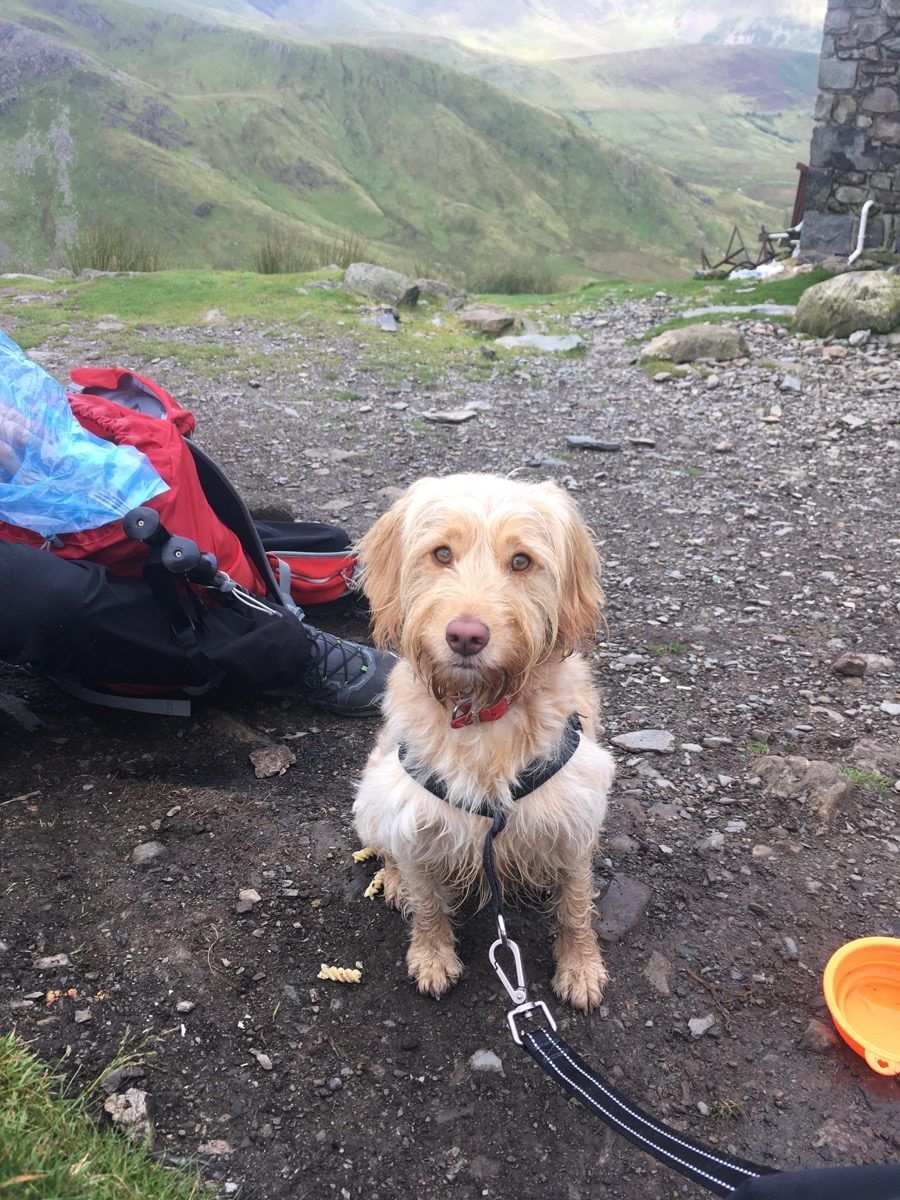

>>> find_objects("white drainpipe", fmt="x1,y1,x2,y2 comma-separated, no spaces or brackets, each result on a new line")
847,199,874,266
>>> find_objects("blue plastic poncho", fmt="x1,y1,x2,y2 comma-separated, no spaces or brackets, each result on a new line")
0,331,166,537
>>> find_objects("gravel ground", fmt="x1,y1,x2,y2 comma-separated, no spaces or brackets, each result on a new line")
1,291,899,1199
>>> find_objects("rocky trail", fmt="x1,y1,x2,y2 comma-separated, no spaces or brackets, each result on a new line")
1,288,899,1199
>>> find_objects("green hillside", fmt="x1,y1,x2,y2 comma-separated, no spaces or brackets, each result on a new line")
1,0,782,279
357,39,818,213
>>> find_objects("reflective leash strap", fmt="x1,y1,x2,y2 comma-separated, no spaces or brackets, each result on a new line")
481,819,777,1196
520,1027,775,1196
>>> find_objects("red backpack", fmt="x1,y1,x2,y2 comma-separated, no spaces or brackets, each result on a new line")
0,366,356,609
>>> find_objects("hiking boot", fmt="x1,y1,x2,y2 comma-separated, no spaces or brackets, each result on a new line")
295,624,396,716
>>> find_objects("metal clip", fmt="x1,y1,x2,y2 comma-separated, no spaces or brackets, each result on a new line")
507,999,557,1046
488,935,527,1005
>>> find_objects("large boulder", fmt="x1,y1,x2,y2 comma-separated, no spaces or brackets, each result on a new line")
414,276,465,302
344,262,419,306
457,303,516,337
794,270,900,338
639,322,748,363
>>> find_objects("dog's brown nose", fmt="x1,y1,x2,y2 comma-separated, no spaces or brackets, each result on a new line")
445,618,490,657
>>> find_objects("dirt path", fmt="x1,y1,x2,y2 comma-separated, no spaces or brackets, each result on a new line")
2,295,899,1199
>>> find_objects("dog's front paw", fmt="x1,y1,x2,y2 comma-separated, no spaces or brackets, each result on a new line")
553,943,609,1013
407,935,463,999
382,864,405,910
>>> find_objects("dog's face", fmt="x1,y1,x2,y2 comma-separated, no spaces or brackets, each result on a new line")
358,474,603,709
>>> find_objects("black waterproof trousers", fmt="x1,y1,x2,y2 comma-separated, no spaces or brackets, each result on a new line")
0,520,348,691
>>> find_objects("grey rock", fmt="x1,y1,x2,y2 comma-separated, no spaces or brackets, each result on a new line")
457,304,516,337
643,949,674,997
495,333,585,353
422,408,478,424
798,211,855,258
101,1064,146,1094
593,873,652,943
103,1088,152,1143
565,435,622,451
175,1000,196,1013
327,1076,343,1091
794,271,900,338
249,744,296,778
414,277,465,301
639,323,749,364
778,374,802,393
688,1013,716,1038
755,755,854,821
131,840,167,868
469,1049,504,1073
344,263,419,306
611,729,675,754
880,701,900,716
848,328,870,346
33,953,70,969
608,832,640,855
800,1017,839,1053
831,651,869,677
818,56,858,90
198,1139,234,1156
0,692,44,732
376,311,398,332
850,738,900,777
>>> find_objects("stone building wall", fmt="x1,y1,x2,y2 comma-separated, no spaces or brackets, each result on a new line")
800,0,900,263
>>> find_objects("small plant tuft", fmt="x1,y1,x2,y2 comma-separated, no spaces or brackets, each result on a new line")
839,765,891,791
65,221,159,274
325,233,369,270
469,256,560,295
253,233,318,275
744,741,769,756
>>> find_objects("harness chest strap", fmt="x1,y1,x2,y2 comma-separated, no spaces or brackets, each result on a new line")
397,711,584,815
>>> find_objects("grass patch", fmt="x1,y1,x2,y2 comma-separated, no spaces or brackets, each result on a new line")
648,642,685,657
840,765,891,791
638,358,687,377
65,221,160,274
0,1033,199,1199
744,741,769,756
253,233,320,275
468,257,561,295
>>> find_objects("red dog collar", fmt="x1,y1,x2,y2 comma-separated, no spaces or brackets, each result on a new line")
450,694,517,729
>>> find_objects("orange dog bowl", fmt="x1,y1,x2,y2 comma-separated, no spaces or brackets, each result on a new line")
823,937,900,1076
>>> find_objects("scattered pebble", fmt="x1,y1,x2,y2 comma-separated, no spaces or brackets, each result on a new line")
131,841,167,868
611,729,675,754
469,1049,504,1074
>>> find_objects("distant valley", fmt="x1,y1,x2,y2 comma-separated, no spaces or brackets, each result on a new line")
0,0,821,279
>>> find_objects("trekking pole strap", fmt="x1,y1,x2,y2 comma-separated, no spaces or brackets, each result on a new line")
520,1025,776,1196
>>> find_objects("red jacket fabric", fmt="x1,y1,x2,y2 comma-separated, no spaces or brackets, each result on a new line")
0,368,264,594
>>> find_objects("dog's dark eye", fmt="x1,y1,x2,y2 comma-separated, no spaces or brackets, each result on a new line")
433,546,453,565
510,553,532,572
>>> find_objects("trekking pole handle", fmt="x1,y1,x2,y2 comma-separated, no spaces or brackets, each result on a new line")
123,506,169,547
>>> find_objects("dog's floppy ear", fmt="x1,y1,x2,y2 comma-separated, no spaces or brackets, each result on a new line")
356,493,409,650
556,494,604,654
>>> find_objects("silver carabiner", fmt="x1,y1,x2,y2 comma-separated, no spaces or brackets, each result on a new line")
488,936,527,1006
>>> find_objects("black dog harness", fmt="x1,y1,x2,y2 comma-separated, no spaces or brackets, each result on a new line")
397,710,583,814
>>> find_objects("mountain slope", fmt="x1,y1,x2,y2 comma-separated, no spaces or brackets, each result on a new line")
112,0,827,59
0,0,780,278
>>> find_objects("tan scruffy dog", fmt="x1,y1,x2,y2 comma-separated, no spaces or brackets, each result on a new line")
353,474,615,1012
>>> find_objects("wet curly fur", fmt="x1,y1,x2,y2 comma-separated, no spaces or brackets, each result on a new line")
353,474,615,1011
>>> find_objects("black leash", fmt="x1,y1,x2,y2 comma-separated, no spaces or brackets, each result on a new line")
481,817,779,1196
